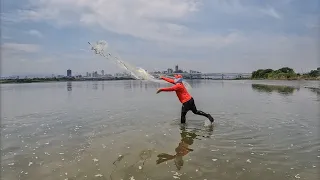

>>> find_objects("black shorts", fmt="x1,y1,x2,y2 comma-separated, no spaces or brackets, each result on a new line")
182,98,197,113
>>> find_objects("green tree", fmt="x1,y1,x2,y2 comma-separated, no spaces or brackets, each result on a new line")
309,70,320,77
278,67,294,74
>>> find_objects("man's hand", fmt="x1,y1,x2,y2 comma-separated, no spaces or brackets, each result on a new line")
156,89,162,94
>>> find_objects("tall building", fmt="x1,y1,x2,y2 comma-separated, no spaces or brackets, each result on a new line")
101,70,104,76
86,72,89,77
167,68,173,74
67,69,72,77
175,65,178,72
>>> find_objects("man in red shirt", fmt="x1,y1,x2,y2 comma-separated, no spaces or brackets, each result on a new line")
156,74,214,124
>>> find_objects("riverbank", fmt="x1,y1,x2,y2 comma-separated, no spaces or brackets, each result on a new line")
251,67,320,80
1,77,318,84
251,76,320,81
0,77,135,84
0,76,254,84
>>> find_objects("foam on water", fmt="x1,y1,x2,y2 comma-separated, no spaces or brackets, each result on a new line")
204,119,212,127
88,40,192,89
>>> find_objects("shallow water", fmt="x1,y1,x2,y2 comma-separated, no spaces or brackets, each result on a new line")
1,80,319,180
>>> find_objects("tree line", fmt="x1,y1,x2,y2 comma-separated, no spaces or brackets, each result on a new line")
251,67,320,80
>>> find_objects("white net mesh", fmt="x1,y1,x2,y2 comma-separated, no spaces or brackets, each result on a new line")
88,40,192,89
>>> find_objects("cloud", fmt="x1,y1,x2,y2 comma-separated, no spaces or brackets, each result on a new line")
13,0,287,46
16,0,201,43
12,0,247,50
27,29,43,38
2,35,12,40
260,6,282,19
2,43,41,53
1,0,318,76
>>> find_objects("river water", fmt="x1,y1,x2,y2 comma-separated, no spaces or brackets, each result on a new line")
1,80,319,180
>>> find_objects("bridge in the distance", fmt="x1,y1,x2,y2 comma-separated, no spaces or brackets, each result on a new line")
150,72,252,79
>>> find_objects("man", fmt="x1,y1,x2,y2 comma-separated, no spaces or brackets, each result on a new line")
156,74,214,124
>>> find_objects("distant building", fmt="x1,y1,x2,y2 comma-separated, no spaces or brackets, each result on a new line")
91,71,98,77
317,67,320,71
167,68,173,74
67,69,72,77
101,70,104,76
190,70,201,74
175,65,179,72
86,72,89,77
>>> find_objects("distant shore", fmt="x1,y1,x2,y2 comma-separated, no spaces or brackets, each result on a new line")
0,76,253,84
251,77,320,81
1,67,319,84
1,77,319,85
0,77,136,84
251,67,319,81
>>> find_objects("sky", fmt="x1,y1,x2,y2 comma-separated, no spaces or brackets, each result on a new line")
1,0,319,76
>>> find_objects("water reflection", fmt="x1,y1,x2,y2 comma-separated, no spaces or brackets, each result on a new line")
92,82,98,90
156,125,212,170
251,84,298,95
67,81,72,91
123,80,160,90
187,80,202,88
305,87,320,101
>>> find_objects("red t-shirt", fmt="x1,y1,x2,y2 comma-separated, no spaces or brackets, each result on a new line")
160,77,192,104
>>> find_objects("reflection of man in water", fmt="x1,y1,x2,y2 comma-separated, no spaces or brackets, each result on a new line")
156,127,199,170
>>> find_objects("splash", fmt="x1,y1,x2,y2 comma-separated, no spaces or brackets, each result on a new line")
88,40,191,89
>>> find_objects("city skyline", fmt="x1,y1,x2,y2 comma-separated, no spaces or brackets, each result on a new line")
67,64,203,78
1,0,318,76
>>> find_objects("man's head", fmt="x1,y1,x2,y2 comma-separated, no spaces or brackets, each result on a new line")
174,74,182,78
174,74,183,84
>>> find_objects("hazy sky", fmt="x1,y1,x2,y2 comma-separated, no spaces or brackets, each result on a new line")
1,0,319,76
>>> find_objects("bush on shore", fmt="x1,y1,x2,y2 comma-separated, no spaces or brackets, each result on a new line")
251,67,320,80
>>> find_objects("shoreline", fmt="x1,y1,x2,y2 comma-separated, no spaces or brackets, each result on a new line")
0,77,319,85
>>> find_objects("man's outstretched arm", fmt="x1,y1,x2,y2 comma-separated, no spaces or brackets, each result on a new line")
160,76,175,84
157,84,181,93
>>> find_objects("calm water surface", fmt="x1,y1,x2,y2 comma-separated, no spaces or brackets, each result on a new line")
1,80,319,180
